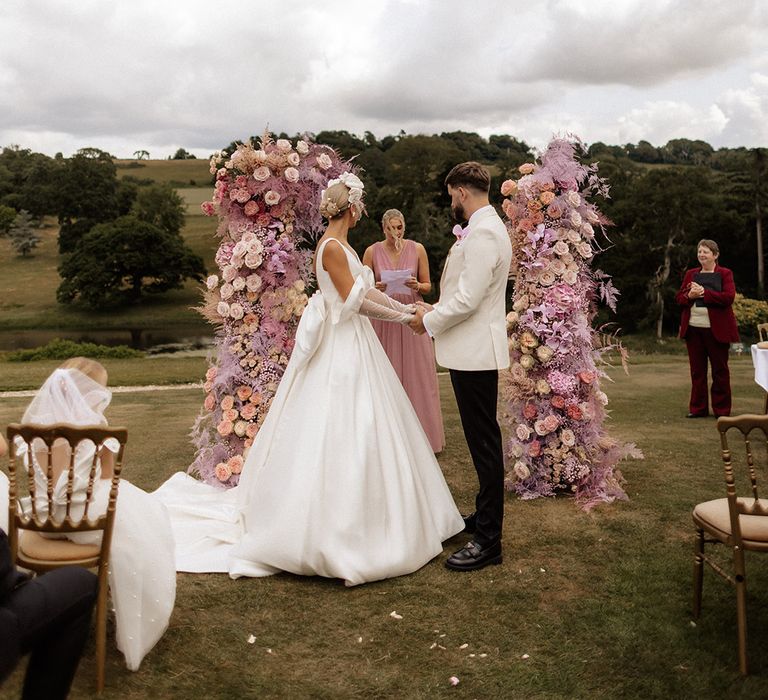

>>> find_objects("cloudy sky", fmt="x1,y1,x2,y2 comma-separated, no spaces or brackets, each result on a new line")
1,0,766,158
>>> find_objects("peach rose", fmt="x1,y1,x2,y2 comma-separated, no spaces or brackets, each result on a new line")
214,462,232,481
519,163,535,174
240,403,257,420
221,395,235,411
228,455,244,475
551,395,566,409
217,420,233,437
540,191,555,205
203,394,216,411
237,385,253,401
500,179,517,196
523,403,537,420
528,439,542,457
513,461,530,480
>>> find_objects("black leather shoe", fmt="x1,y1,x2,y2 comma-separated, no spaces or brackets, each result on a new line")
462,512,476,534
445,540,502,571
686,413,708,418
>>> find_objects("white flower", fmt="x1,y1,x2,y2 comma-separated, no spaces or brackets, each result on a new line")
232,242,248,259
284,167,300,182
246,274,263,292
512,294,529,312
287,152,300,166
566,191,581,207
276,139,292,153
513,461,531,480
220,282,234,300
539,270,556,286
585,209,600,224
216,301,230,317
233,420,248,437
563,270,578,285
553,241,569,256
506,311,519,327
536,345,554,363
245,251,263,269
296,140,309,155
596,390,609,405
577,242,593,259
520,353,536,369
247,239,263,255
550,259,566,275
254,149,267,163
205,275,219,290
516,424,532,440
264,190,281,206
560,429,576,447
580,223,595,239
570,211,582,227
567,229,582,243
232,277,246,291
230,302,244,320
561,252,575,265
317,153,332,170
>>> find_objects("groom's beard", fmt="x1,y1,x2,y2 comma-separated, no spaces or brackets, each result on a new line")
451,202,466,224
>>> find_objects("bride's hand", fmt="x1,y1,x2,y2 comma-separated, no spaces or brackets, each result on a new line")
415,301,433,312
375,281,387,291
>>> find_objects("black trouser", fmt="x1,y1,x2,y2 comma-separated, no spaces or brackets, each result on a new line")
1,566,98,700
450,368,504,546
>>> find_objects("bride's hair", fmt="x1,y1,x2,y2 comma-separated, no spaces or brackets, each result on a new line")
59,356,108,387
319,182,352,220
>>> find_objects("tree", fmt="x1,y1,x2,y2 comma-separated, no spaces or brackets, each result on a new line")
130,183,185,235
171,148,196,160
8,209,41,257
57,215,206,308
0,204,15,235
133,150,150,160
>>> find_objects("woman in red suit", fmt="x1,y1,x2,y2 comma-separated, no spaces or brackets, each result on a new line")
675,239,740,417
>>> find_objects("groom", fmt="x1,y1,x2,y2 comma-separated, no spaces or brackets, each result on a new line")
411,161,512,571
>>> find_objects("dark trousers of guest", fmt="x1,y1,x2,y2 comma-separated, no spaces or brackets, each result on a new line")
1,567,98,700
685,326,732,416
450,369,504,546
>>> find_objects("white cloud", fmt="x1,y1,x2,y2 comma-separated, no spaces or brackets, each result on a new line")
616,101,728,145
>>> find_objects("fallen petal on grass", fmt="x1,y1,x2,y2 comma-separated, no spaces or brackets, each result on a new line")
247,634,256,644
389,611,403,620
449,676,460,686
522,653,530,659
459,643,468,649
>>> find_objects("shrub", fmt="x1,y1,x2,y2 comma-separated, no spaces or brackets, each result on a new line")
732,293,768,338
5,338,143,362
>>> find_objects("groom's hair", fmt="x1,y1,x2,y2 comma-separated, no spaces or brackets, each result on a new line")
444,162,490,193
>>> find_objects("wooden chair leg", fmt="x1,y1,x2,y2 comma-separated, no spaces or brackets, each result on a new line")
734,547,749,675
693,528,705,618
763,391,768,414
95,564,109,693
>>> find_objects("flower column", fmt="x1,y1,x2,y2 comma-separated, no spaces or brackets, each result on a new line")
190,134,350,486
500,137,640,508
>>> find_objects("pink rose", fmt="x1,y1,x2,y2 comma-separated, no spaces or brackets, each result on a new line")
228,455,244,475
578,371,595,384
500,179,517,196
224,408,239,422
246,274,263,292
516,423,532,441
214,462,232,481
253,166,271,181
205,367,217,381
237,385,253,401
518,219,533,232
566,404,583,420
548,203,563,219
250,392,262,404
528,440,542,457
220,283,234,300
203,380,212,393
203,394,216,411
245,252,263,269
519,163,535,174
217,420,233,437
246,423,259,438
284,167,300,182
539,191,555,205
201,201,216,216
256,213,272,227
523,403,537,420
240,403,257,420
221,395,234,411
244,200,259,217
551,395,566,409
542,414,559,433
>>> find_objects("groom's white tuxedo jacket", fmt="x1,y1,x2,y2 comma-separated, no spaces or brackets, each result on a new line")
424,205,513,371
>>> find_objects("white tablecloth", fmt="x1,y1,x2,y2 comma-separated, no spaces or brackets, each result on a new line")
751,344,768,392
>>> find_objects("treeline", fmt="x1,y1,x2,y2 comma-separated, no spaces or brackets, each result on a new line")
1,134,766,336
0,146,205,307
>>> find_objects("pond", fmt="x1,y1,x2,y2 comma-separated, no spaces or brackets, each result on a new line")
0,326,215,352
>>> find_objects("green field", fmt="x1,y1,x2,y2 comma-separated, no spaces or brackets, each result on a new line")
115,158,213,187
3,355,768,698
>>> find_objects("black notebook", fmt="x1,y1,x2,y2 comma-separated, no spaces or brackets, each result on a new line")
693,271,721,306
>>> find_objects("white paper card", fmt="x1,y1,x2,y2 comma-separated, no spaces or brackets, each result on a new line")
380,269,412,295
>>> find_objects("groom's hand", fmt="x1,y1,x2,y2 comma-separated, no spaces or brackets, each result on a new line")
409,307,427,335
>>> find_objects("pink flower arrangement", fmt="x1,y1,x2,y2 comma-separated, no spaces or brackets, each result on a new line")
189,131,352,486
500,136,639,508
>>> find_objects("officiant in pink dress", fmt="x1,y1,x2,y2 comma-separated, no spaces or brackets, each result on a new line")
363,210,445,452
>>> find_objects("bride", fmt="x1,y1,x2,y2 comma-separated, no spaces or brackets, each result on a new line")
156,173,464,586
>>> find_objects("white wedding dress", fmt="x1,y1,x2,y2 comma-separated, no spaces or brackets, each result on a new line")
156,238,464,586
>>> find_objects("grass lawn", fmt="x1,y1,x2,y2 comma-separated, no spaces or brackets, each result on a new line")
115,159,213,187
3,354,768,697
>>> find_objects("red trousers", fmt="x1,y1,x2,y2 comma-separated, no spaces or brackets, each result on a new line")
685,326,732,416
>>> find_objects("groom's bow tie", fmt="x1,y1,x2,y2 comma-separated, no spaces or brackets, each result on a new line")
452,224,468,242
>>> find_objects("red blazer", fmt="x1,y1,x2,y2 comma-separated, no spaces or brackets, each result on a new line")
675,265,739,343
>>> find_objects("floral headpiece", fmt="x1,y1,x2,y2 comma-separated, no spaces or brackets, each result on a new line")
320,171,365,217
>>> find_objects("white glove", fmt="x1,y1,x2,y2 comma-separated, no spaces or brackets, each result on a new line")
358,287,415,325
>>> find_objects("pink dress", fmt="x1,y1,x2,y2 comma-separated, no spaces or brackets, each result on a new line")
370,240,445,452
